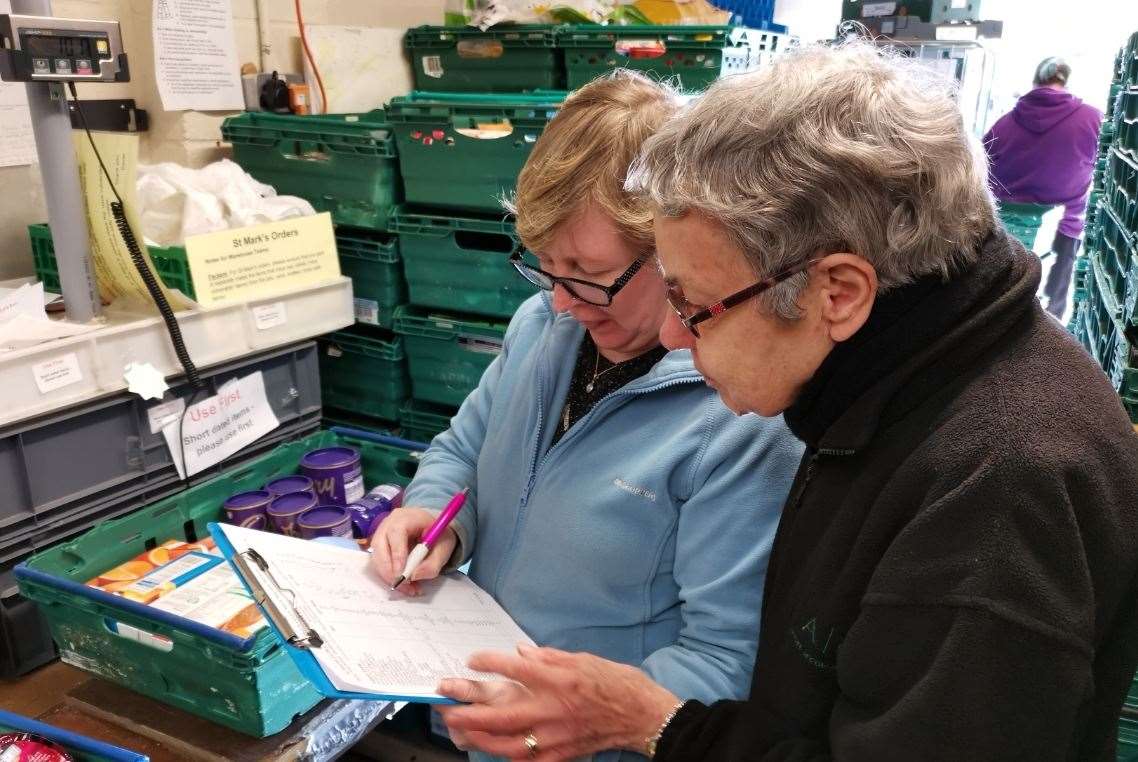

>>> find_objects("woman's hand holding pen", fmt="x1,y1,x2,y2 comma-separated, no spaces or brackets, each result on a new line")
371,508,458,596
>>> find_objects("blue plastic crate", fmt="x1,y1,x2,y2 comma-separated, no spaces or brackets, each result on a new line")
0,709,147,761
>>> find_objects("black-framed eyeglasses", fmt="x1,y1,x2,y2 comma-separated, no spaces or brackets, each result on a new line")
510,251,648,307
666,259,820,338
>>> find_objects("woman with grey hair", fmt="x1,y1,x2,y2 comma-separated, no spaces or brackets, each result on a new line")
432,41,1138,762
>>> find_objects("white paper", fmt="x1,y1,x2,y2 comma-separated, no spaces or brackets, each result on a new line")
302,26,414,115
162,371,280,478
0,313,97,353
251,301,287,330
861,2,897,17
33,353,83,394
0,0,35,168
217,524,534,699
148,398,186,434
0,282,45,323
153,0,244,111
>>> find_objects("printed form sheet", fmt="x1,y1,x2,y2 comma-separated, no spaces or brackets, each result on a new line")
219,524,533,698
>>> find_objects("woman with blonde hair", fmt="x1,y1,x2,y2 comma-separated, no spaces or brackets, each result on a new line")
371,70,801,761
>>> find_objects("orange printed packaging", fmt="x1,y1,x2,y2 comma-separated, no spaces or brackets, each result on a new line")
86,538,266,639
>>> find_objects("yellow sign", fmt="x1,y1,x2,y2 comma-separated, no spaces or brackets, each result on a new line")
184,213,340,307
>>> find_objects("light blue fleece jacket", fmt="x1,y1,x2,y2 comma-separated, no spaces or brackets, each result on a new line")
403,294,803,761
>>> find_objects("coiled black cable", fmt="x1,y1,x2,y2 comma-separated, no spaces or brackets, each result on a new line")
66,82,204,391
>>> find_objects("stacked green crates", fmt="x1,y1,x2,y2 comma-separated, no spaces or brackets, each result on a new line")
394,307,507,408
404,25,561,93
386,89,557,420
386,91,565,213
221,109,415,428
390,21,785,438
1071,67,1138,759
391,208,535,318
318,326,411,421
559,24,779,91
222,110,401,230
400,399,459,444
336,226,405,329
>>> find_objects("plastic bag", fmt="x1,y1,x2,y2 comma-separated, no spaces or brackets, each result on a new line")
136,160,316,247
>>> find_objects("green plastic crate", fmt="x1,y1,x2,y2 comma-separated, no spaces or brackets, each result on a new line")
321,409,398,436
391,208,535,319
997,201,1051,251
394,306,508,407
559,25,773,91
336,226,406,328
318,327,410,422
405,25,561,93
223,110,401,230
387,91,565,213
1105,147,1138,232
15,430,421,736
399,399,458,444
29,223,195,298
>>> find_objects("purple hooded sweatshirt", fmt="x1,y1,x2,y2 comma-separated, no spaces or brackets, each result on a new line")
984,86,1102,238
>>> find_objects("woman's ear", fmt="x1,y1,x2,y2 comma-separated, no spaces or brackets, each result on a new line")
814,254,878,343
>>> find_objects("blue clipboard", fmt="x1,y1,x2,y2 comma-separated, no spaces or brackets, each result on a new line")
208,522,457,705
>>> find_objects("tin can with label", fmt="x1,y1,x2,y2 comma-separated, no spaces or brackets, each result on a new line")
223,490,272,530
300,447,364,506
264,474,315,497
266,491,318,536
297,506,354,540
347,484,405,539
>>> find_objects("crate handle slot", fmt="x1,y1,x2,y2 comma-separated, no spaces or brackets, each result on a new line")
456,39,505,59
103,617,175,652
614,39,667,59
453,118,514,141
284,140,331,163
453,230,516,254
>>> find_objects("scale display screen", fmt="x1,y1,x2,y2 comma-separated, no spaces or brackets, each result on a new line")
23,34,96,60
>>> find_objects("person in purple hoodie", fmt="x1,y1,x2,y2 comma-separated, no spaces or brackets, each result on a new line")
984,57,1103,317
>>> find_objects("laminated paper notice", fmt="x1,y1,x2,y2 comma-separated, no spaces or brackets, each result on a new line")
184,212,339,308
153,0,244,111
72,131,192,310
161,370,280,478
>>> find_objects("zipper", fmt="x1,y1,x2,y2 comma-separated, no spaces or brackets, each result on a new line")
491,372,699,596
521,375,699,502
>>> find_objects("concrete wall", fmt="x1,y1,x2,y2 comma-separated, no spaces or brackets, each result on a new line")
0,0,444,279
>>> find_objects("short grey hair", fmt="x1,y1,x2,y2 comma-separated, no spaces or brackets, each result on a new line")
1034,56,1071,87
627,40,997,320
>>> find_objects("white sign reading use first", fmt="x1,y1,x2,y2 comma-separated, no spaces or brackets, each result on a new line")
161,371,280,478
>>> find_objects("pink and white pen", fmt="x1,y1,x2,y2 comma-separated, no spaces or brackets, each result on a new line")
392,487,470,590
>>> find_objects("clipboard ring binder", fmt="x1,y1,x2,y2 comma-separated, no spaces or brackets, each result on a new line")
234,548,324,649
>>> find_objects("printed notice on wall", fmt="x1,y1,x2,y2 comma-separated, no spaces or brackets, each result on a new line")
153,0,244,111
161,371,280,478
184,213,340,307
0,0,35,167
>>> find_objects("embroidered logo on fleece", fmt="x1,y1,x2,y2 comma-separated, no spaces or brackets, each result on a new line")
790,618,842,670
613,478,656,502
